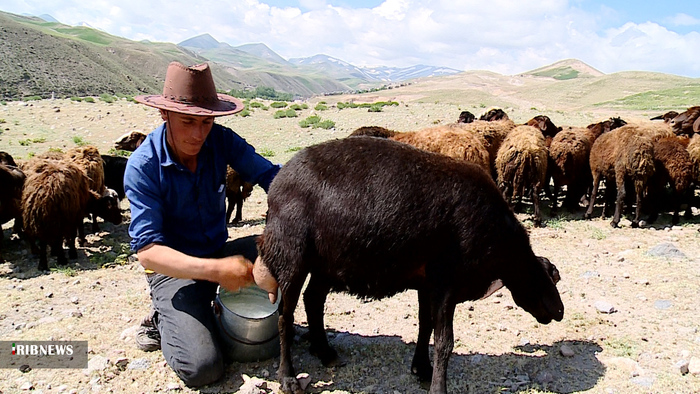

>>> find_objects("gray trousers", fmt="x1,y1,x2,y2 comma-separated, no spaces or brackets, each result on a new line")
146,235,259,387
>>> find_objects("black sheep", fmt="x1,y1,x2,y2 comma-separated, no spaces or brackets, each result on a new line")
254,137,564,394
101,154,128,200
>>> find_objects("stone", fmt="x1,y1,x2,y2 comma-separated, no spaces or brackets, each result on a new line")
114,357,129,370
654,300,672,310
594,301,616,314
86,355,109,374
296,373,312,390
676,360,690,375
127,358,151,370
166,382,181,391
560,344,575,357
688,357,700,375
646,242,686,259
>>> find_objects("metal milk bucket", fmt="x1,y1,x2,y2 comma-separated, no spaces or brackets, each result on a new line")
213,284,281,362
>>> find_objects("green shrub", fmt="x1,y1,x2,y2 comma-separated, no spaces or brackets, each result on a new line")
0,119,5,124
107,148,132,157
1,101,7,105
284,108,297,118
249,101,266,109
84,97,95,103
270,101,288,108
368,104,383,112
273,110,287,119
48,147,63,153
25,96,42,101
99,93,115,103
285,147,302,153
238,109,251,117
70,96,83,102
290,103,308,110
314,103,328,111
18,139,30,146
72,136,88,146
259,149,275,157
299,115,321,128
316,120,335,129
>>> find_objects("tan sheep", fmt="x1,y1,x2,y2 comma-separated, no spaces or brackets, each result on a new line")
495,125,549,226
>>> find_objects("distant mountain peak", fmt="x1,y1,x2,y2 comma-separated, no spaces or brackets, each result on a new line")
235,43,288,64
38,14,58,23
523,59,604,80
178,34,221,49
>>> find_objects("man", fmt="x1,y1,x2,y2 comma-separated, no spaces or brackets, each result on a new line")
124,62,281,387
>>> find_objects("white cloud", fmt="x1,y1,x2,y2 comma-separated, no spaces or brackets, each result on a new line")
1,0,699,77
666,13,700,27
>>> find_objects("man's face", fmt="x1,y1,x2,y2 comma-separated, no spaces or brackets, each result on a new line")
161,110,215,158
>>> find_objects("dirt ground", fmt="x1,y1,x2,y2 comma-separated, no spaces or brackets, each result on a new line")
1,98,700,394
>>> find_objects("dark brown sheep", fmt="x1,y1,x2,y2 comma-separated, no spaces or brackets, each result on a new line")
0,156,25,264
650,111,679,123
255,137,563,394
547,126,593,212
495,125,549,226
225,166,254,224
644,136,693,224
585,126,656,227
479,108,509,121
348,125,396,138
670,106,700,137
114,130,147,151
457,110,476,123
525,115,561,147
21,159,98,270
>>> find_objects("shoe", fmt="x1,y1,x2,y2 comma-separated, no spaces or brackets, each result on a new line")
135,309,161,352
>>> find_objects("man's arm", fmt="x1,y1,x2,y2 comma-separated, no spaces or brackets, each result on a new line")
138,243,254,291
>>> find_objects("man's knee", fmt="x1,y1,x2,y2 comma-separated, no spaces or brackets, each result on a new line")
170,351,224,387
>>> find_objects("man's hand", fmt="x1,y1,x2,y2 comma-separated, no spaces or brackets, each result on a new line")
253,256,279,304
217,255,254,292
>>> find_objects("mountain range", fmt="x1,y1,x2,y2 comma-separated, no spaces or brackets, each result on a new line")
1,8,698,109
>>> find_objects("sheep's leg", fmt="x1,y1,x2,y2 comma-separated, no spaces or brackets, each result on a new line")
53,239,68,266
278,276,305,394
532,185,543,227
429,292,456,394
77,218,87,246
304,274,339,366
233,193,244,223
631,181,644,228
584,173,601,219
37,241,49,271
225,194,234,224
611,174,626,228
411,288,434,382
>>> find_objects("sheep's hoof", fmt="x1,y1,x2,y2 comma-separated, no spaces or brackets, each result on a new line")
411,361,433,382
630,221,639,228
280,376,304,394
609,221,619,228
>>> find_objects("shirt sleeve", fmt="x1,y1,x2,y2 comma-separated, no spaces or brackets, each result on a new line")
124,152,166,252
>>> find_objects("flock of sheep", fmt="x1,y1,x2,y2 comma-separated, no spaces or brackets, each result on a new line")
0,131,255,270
351,106,700,228
0,147,126,270
1,105,698,271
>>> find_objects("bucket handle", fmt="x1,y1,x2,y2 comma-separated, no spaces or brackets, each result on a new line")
213,302,279,346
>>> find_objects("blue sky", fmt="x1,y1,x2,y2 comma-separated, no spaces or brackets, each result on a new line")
1,0,699,77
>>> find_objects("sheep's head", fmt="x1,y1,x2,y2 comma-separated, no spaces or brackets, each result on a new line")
505,256,564,324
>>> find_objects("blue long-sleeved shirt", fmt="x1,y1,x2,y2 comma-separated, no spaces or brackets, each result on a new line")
124,123,280,256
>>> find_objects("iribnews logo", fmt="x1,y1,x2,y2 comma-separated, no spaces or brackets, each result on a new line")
12,342,75,356
2,341,88,369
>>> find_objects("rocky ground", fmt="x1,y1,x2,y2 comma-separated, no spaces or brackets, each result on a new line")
1,98,700,393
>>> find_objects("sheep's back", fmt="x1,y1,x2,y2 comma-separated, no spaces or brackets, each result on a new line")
495,125,548,188
391,127,490,173
66,146,106,195
652,137,693,192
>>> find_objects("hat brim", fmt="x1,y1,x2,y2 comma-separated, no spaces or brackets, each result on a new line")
134,93,244,117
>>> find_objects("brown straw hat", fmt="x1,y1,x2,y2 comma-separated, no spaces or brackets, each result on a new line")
134,62,244,116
